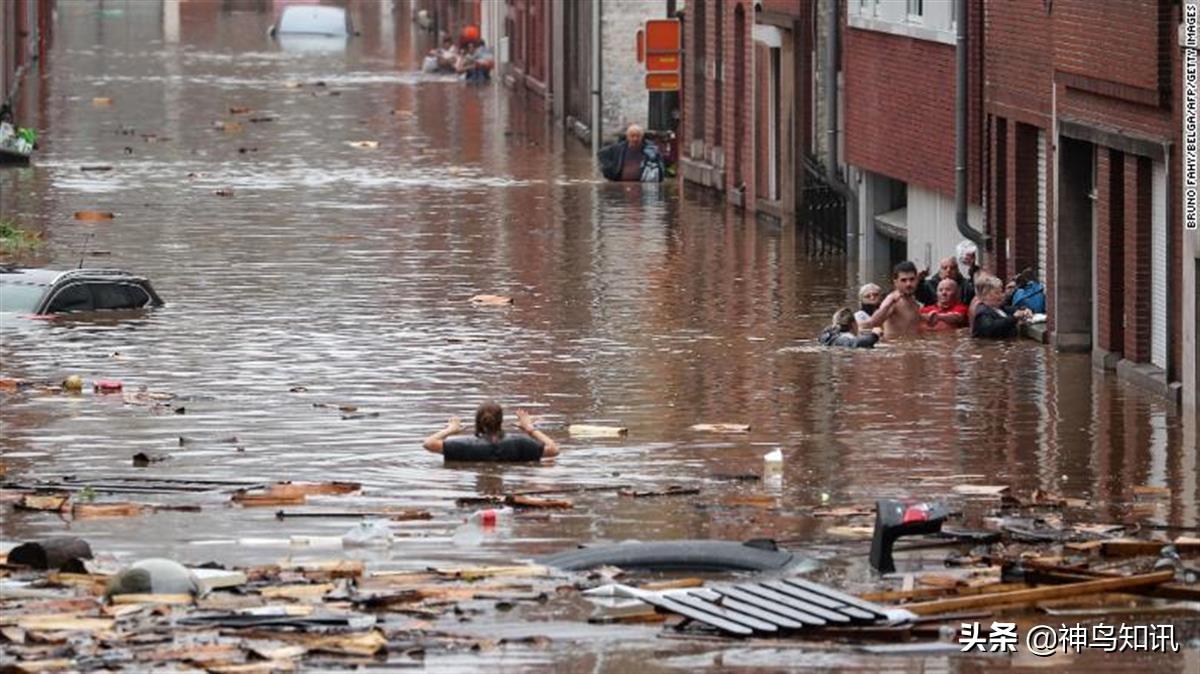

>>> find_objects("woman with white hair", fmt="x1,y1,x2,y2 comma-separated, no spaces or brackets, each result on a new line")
853,283,882,326
972,275,1032,339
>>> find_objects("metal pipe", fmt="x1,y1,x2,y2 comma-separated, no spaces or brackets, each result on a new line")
591,0,601,156
824,0,838,176
955,0,984,245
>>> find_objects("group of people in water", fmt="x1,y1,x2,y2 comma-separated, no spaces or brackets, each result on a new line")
424,33,494,82
820,240,1048,348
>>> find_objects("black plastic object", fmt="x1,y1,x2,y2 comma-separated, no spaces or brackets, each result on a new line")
537,539,796,572
8,537,93,570
869,499,952,574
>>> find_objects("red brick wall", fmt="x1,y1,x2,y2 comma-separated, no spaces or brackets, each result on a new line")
1054,0,1159,91
681,0,757,210
1096,149,1124,355
842,5,984,200
1123,154,1153,364
984,0,1052,127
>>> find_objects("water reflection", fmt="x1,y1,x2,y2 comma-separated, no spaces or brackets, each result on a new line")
0,2,1196,672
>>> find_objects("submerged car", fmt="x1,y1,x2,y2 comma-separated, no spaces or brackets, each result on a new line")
0,267,163,316
269,5,353,38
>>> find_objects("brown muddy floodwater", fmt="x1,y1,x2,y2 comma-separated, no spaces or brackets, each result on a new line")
1,2,1197,672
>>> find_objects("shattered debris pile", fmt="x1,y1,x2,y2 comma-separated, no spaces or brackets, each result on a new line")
1,553,566,673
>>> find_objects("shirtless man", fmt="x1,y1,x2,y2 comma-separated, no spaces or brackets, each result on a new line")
859,261,922,339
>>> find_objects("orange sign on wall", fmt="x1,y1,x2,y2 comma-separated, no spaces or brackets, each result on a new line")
645,72,680,92
644,19,681,73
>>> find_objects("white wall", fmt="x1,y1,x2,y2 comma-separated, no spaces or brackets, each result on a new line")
906,184,983,272
599,1,669,141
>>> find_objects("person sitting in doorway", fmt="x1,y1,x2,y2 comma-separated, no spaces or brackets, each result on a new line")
1005,268,1046,315
854,283,883,327
972,275,1033,339
919,278,969,331
597,124,666,182
423,402,559,462
819,308,882,348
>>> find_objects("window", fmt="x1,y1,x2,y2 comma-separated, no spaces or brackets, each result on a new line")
847,0,954,45
91,283,150,310
47,284,93,313
0,283,47,313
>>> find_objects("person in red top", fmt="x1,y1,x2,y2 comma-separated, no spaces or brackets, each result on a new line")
919,278,969,331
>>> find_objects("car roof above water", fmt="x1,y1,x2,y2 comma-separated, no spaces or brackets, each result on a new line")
0,267,148,286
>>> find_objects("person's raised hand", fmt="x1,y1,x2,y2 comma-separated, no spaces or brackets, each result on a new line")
515,409,536,433
447,416,463,434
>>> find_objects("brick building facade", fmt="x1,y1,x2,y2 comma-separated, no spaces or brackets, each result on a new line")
986,0,1185,401
680,0,759,211
1,0,53,108
843,0,986,282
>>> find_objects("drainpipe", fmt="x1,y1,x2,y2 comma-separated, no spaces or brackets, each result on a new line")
824,0,839,178
591,0,602,156
824,0,858,249
955,0,984,245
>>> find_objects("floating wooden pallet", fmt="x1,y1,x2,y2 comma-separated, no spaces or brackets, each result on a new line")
614,577,892,636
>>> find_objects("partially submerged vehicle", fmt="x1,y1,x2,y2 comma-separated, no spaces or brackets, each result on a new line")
268,5,355,52
0,266,163,316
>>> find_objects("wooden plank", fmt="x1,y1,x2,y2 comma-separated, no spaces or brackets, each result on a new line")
902,570,1175,616
1100,539,1199,558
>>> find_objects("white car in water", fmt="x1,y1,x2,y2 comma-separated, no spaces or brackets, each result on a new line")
269,5,352,37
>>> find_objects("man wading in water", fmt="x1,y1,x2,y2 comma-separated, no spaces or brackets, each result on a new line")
858,261,922,339
423,402,559,462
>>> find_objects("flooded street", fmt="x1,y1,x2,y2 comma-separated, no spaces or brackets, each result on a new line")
1,2,1197,672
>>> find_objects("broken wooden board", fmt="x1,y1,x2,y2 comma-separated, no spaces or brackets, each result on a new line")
71,502,146,518
260,584,335,600
304,630,386,656
1100,539,1199,558
1131,485,1171,498
277,560,364,580
15,615,115,632
279,508,431,521
902,570,1175,616
950,485,1011,496
14,494,69,512
232,491,306,507
567,424,627,438
432,565,548,581
468,294,513,306
688,423,751,433
506,495,572,509
207,662,297,674
109,594,193,605
5,659,77,673
618,486,699,498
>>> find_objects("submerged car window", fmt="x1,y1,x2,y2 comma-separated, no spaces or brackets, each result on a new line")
0,283,47,313
278,7,348,35
92,283,150,310
47,284,94,313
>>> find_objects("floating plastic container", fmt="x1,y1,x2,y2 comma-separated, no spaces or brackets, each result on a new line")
93,380,123,393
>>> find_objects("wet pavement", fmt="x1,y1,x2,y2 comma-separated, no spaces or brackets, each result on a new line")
1,1,1198,672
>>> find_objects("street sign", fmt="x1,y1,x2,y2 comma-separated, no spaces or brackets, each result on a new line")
645,72,680,92
644,19,681,73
